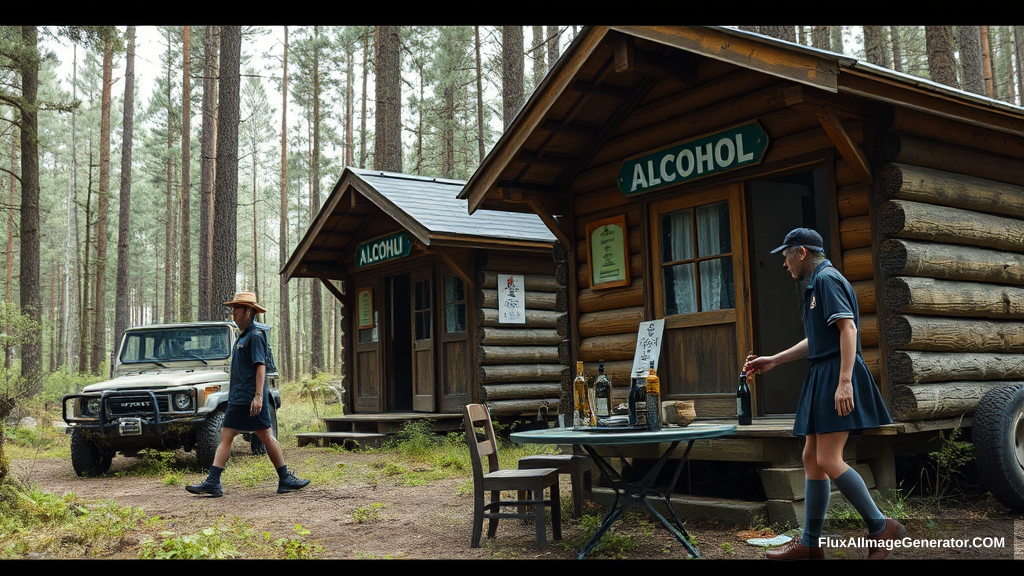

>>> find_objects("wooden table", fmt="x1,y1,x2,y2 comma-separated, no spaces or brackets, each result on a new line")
511,423,736,559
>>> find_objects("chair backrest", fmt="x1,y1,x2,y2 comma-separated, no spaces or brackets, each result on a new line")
464,403,500,482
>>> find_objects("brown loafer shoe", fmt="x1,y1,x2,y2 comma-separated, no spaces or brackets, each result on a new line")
766,538,825,560
867,518,908,560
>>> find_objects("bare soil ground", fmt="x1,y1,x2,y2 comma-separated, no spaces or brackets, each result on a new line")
10,443,1024,561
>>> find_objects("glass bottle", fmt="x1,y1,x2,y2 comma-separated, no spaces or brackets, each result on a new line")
629,368,648,429
573,361,594,427
645,360,662,430
737,371,752,425
594,360,611,419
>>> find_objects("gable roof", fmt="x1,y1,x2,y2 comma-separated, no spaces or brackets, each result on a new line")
282,167,555,282
459,25,1024,215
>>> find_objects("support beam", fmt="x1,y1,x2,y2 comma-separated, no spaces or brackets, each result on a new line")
817,105,871,184
438,251,474,290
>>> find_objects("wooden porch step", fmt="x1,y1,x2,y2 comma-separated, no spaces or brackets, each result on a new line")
589,487,767,527
321,412,463,434
295,431,389,449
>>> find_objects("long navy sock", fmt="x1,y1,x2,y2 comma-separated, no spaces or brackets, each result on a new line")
833,468,886,534
276,465,289,480
207,465,224,482
800,478,831,547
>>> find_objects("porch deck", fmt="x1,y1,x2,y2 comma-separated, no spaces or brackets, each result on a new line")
295,412,462,449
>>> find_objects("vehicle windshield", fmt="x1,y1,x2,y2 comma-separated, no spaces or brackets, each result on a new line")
119,326,232,364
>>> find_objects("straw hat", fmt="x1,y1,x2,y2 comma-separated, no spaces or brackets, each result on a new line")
223,290,267,314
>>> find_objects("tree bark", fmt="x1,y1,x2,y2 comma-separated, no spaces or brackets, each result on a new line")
957,26,985,96
373,26,402,172
211,26,241,316
876,163,1024,219
91,37,113,374
114,27,136,348
885,314,1024,352
888,350,1024,384
278,26,291,380
890,382,1012,420
879,238,1024,285
926,26,957,88
179,26,193,322
884,276,1024,320
502,25,523,130
863,26,887,67
889,26,903,72
878,199,1024,253
63,44,80,372
310,26,324,373
198,26,219,320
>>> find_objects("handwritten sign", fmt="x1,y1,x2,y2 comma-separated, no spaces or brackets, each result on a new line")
498,274,525,324
585,214,630,290
357,288,373,329
631,319,665,376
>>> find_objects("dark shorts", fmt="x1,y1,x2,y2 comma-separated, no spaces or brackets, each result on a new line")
792,354,893,437
222,402,272,432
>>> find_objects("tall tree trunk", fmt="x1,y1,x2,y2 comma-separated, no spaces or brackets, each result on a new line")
79,148,92,372
199,26,219,320
91,38,113,374
211,26,241,319
502,25,523,130
762,26,795,42
278,26,292,380
114,27,136,350
864,26,887,67
1015,27,1024,106
547,25,560,68
980,25,994,98
926,26,958,88
179,26,193,321
360,28,369,169
345,32,354,168
163,33,178,324
18,26,42,379
958,26,985,96
532,25,545,91
811,26,830,50
889,26,904,73
831,26,843,53
310,26,324,373
6,128,17,368
374,26,402,172
475,26,485,163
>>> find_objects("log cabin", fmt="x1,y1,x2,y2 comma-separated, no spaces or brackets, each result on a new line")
458,26,1024,523
283,168,568,445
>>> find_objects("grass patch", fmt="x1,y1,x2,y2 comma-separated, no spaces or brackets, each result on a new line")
350,503,386,523
139,516,323,559
560,512,638,558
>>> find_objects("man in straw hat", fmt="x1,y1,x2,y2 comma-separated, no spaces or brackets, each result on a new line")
186,290,309,497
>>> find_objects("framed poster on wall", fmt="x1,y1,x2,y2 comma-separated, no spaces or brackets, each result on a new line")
357,288,374,329
586,214,630,290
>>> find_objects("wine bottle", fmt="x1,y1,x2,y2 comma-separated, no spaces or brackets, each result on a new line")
594,360,611,419
573,361,593,427
629,368,648,428
645,360,661,430
737,371,752,425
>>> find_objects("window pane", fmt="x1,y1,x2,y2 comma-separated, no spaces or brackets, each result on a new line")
444,275,464,304
699,257,735,310
696,201,731,257
661,210,693,263
445,303,466,333
663,263,697,315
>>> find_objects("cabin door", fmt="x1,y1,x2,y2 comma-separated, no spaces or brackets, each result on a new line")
648,184,751,417
354,283,383,413
411,269,436,411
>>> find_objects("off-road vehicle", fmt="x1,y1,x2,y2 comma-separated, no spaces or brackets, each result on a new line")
62,321,280,476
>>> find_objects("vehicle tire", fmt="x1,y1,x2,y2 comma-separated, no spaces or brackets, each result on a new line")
195,408,225,470
250,402,279,456
70,431,112,477
973,384,1024,511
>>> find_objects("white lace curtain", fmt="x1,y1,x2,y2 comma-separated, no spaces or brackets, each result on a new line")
663,201,731,315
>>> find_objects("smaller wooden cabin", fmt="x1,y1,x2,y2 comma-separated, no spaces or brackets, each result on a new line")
283,168,568,428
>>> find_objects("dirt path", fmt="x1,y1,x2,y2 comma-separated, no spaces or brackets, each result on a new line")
10,444,1024,560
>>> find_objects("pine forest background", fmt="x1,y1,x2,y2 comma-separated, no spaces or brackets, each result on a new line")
2,25,1023,390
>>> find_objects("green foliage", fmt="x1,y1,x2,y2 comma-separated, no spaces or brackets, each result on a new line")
351,503,385,524
720,541,735,555
268,524,322,559
925,424,974,502
113,449,177,477
560,513,637,559
139,520,248,559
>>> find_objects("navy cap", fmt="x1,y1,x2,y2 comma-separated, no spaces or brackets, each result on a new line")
770,228,825,254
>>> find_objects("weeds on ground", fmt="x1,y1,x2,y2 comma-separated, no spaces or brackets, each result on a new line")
350,502,386,523
139,515,322,559
267,524,322,559
560,512,638,558
0,484,147,558
924,423,974,505
115,449,178,477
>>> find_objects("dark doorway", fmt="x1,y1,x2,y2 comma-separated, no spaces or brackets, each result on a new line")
388,274,413,411
747,167,832,415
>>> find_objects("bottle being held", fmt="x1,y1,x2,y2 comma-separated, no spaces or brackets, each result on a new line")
629,368,648,429
573,361,594,427
645,360,662,430
737,370,752,426
594,360,611,420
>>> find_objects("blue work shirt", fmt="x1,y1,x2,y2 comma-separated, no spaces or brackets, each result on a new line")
803,260,862,361
228,323,269,406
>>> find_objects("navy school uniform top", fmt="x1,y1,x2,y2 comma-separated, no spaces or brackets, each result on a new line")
228,323,269,406
803,260,861,362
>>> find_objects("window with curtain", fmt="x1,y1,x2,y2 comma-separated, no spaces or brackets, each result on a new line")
444,275,466,333
660,200,735,316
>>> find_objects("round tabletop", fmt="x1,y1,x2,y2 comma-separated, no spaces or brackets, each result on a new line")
510,423,736,446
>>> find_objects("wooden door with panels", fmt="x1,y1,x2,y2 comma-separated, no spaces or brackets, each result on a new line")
353,282,383,413
411,268,436,412
649,183,752,417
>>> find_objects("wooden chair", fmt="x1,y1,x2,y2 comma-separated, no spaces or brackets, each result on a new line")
518,448,593,518
463,403,562,548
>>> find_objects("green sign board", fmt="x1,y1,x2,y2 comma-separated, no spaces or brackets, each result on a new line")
618,122,769,196
357,232,412,267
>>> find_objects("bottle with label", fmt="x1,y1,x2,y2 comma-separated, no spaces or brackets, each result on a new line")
573,361,594,427
629,368,648,429
737,371,752,425
645,360,662,430
594,360,611,420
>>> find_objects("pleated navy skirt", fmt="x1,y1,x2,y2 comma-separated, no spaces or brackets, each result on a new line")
222,401,273,432
792,354,892,437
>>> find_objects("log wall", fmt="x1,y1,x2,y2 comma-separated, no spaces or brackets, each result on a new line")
474,251,567,416
873,126,1024,421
